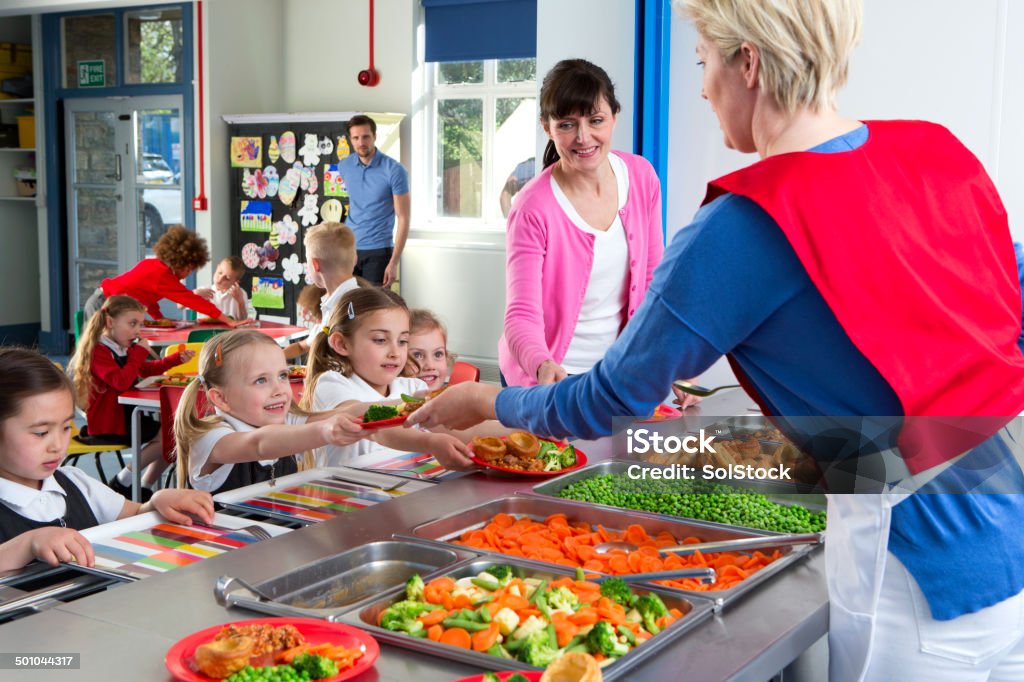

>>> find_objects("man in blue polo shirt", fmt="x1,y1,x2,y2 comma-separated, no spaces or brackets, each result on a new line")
339,114,410,286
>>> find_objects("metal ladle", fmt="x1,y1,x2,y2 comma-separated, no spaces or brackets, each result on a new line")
672,380,741,398
607,568,717,585
595,532,823,556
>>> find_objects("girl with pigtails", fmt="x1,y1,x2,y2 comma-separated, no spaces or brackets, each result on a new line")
172,329,364,494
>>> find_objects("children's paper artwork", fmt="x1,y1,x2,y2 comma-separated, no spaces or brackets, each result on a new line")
243,168,269,199
252,276,285,309
279,131,297,164
263,166,279,197
268,135,280,163
257,240,279,270
273,214,299,246
278,166,301,206
317,136,334,157
320,198,344,223
297,193,320,226
230,136,262,168
336,136,351,161
241,169,257,198
241,242,261,269
323,164,347,197
297,162,318,194
240,200,273,232
298,133,320,167
282,253,303,285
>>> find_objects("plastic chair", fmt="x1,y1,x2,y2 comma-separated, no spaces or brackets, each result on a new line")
73,310,85,346
187,328,227,343
162,342,204,374
448,361,481,385
64,422,127,486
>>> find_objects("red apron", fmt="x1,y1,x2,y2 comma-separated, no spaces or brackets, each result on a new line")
705,120,1024,474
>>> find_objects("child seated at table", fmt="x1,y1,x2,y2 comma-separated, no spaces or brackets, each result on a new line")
284,222,361,359
82,225,242,326
192,256,253,321
173,329,365,495
404,309,455,392
71,295,195,501
302,288,474,470
0,348,213,572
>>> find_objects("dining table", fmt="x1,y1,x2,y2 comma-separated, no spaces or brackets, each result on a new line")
139,319,309,347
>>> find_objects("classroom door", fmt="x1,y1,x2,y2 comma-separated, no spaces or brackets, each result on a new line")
64,95,185,314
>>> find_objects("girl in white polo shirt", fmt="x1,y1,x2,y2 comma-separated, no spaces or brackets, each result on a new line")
0,348,213,571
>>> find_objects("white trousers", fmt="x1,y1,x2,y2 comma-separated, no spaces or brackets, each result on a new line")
858,554,1024,681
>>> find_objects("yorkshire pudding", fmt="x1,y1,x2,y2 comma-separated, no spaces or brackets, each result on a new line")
540,651,603,682
194,635,255,679
506,431,541,460
472,436,507,462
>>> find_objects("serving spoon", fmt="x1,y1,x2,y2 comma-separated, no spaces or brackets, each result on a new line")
606,568,717,585
672,380,741,398
595,532,823,556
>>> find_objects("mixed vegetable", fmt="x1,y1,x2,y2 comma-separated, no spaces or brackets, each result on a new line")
222,643,361,682
376,565,684,668
557,475,826,534
536,441,577,472
454,513,782,592
363,404,400,422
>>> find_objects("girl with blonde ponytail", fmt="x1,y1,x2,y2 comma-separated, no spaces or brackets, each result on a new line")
71,295,193,500
173,329,363,494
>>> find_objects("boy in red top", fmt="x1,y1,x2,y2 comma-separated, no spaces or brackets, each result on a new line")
82,225,240,324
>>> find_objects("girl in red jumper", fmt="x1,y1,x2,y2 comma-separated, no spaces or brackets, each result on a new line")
71,295,195,500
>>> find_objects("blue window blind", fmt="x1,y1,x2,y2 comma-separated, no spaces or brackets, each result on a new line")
423,0,537,62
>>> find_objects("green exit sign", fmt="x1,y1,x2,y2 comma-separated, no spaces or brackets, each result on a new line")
77,60,105,88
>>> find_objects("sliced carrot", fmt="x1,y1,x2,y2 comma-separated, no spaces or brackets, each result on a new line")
427,576,456,592
472,623,501,652
427,624,444,642
554,620,580,647
418,609,449,626
440,627,472,649
452,593,473,609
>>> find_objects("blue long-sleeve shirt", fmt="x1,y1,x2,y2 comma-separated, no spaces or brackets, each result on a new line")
495,126,1024,621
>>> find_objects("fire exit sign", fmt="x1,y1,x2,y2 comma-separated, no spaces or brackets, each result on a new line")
77,60,105,88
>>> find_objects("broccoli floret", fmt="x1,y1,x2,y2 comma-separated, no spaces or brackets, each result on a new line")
405,574,425,602
379,599,443,635
482,674,502,682
291,653,339,680
586,620,630,658
507,675,532,682
518,631,561,668
559,444,577,468
546,586,579,612
485,564,515,586
363,404,399,422
635,592,670,635
599,577,637,608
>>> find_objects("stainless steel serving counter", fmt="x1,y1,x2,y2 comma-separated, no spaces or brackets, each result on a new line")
0,390,828,681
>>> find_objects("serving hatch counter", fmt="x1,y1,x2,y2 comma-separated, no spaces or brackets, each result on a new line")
0,390,828,681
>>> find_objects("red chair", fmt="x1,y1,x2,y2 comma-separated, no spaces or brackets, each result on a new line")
448,361,480,385
158,385,211,465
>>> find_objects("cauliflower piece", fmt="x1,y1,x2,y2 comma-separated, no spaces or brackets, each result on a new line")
492,607,520,636
512,614,548,640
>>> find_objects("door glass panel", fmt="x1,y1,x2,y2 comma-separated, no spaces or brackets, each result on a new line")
73,111,117,184
125,8,184,84
75,189,119,261
135,107,182,257
77,262,118,311
63,14,117,88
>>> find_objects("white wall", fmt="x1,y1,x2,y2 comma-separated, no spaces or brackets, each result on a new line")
665,0,1024,387
535,0,635,159
196,0,284,279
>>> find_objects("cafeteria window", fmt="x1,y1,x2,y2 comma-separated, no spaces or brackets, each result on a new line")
425,58,537,227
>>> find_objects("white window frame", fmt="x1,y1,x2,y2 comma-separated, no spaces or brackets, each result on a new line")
417,59,537,231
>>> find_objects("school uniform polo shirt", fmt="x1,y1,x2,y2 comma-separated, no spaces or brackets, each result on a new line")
338,150,409,250
0,467,124,524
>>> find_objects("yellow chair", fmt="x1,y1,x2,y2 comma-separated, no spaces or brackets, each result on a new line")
162,342,203,374
64,418,128,486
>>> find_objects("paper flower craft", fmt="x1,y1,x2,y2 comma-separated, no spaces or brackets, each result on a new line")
258,240,279,270
241,242,261,269
282,253,303,285
263,166,280,197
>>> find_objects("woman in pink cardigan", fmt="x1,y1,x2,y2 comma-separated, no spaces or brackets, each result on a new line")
499,59,665,388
